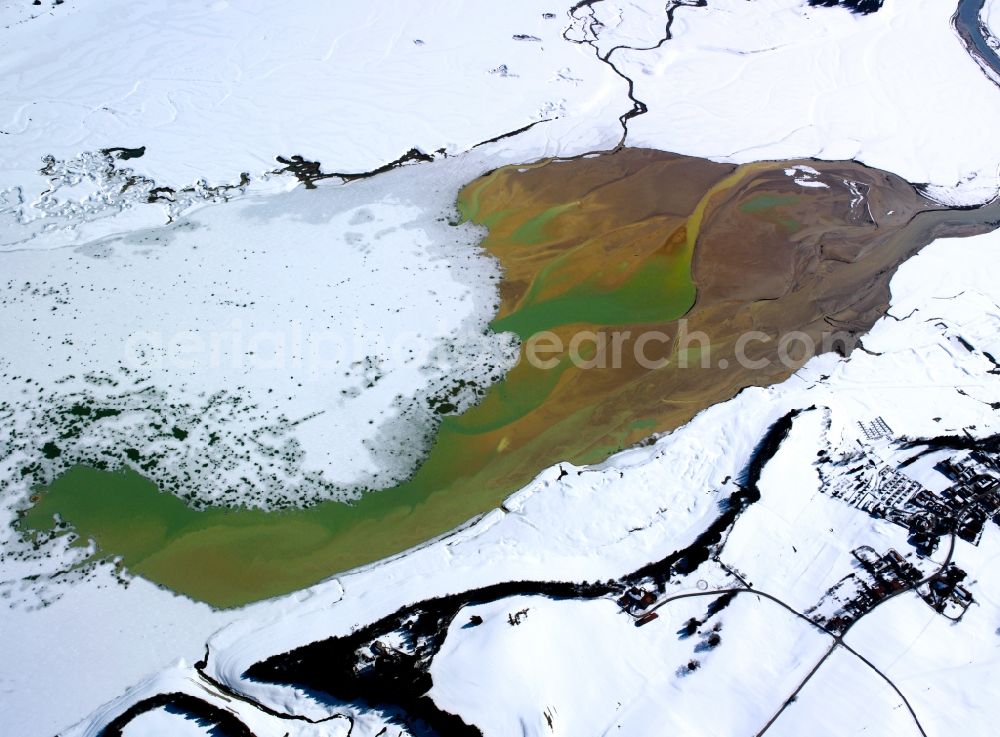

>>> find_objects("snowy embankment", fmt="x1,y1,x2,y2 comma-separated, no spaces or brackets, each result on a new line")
64,226,1000,736
987,0,1000,42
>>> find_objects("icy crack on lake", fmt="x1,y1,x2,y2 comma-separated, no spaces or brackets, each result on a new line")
0,149,255,252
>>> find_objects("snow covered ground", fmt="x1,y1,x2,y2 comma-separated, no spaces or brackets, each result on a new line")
0,568,238,737
718,409,918,614
987,0,1000,40
844,524,1000,737
5,0,1000,255
6,1,1000,735
0,0,625,250
765,646,922,737
53,225,1000,736
430,593,828,737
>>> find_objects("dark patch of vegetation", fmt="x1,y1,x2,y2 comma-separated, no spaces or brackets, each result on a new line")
98,692,256,737
274,148,434,189
807,0,883,14
101,146,147,161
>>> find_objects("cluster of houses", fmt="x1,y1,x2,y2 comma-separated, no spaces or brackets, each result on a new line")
808,546,925,634
876,450,1000,551
830,418,1000,554
617,587,659,626
918,563,974,621
809,544,976,632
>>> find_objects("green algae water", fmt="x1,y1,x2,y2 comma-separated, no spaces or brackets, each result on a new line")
492,250,695,338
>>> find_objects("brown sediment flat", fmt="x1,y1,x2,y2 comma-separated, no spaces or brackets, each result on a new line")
460,149,970,471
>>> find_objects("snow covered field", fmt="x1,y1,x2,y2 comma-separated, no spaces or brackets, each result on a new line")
4,0,1000,255
987,0,1000,39
5,0,1000,735
430,593,828,737
0,0,625,250
0,568,238,737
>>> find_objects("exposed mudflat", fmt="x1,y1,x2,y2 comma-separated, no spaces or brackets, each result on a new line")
458,148,959,474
